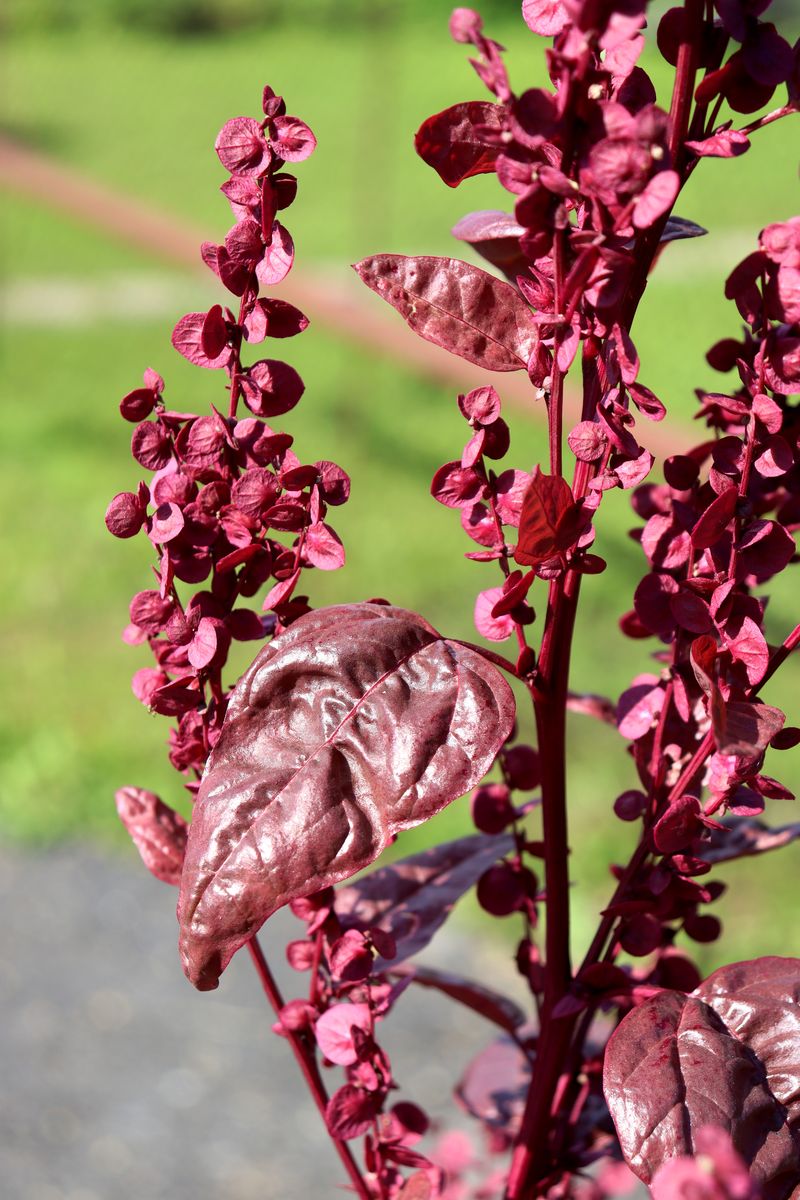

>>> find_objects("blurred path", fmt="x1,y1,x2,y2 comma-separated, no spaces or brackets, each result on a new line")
0,133,690,454
0,842,524,1200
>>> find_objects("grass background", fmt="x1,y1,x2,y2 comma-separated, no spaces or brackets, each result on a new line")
1,1,798,967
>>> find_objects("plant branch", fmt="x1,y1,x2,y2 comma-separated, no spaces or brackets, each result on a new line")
246,938,373,1200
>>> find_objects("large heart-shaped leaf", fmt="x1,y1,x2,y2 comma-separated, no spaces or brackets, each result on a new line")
353,255,537,372
336,831,515,967
603,956,800,1198
178,603,516,989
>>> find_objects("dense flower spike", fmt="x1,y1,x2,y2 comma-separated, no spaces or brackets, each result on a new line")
108,89,351,794
112,7,800,1199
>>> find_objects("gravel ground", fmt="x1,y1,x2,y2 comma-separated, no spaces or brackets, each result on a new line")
0,844,526,1200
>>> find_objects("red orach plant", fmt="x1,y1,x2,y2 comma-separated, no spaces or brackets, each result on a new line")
107,4,800,1197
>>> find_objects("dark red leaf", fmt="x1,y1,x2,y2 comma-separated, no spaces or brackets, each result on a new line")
653,794,702,855
201,305,229,360
603,957,800,1194
336,830,514,969
714,699,784,757
178,604,515,988
691,486,739,549
514,468,575,567
414,102,503,187
353,255,537,372
171,312,231,369
700,817,800,865
394,964,526,1034
451,209,527,278
325,1085,380,1140
431,461,484,509
115,787,188,886
105,492,146,539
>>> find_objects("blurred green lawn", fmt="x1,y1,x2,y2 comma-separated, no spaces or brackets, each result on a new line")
1,10,798,966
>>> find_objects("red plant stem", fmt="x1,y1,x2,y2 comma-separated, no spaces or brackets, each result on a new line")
668,0,704,169
507,16,710,1192
246,937,373,1200
227,292,250,420
740,104,798,135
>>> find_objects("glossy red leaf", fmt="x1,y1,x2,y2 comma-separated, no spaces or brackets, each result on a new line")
603,957,800,1195
353,255,537,372
178,604,515,988
514,468,575,567
414,102,503,187
336,830,514,969
115,787,188,886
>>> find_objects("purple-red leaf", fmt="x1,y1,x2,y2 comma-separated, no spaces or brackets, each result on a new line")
393,964,526,1034
115,787,188,886
325,1085,380,1140
268,115,316,163
171,312,231,369
691,486,738,549
336,830,514,969
215,117,271,175
514,467,575,567
415,102,503,187
714,699,784,757
178,604,515,988
700,817,800,865
451,209,527,279
603,957,800,1195
353,255,537,372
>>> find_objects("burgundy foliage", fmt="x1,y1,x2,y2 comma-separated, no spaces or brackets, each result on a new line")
604,957,800,1195
178,603,514,989
109,8,800,1199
